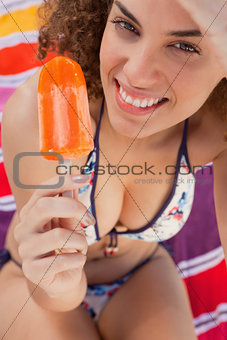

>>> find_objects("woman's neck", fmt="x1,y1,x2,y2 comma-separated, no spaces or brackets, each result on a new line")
101,101,182,154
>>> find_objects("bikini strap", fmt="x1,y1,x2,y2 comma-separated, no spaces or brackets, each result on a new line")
90,98,105,241
83,97,104,172
180,117,189,154
0,248,22,269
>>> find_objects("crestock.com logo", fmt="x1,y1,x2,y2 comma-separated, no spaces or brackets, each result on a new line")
13,152,65,189
13,152,213,189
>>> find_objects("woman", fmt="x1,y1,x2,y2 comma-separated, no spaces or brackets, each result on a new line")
0,0,227,339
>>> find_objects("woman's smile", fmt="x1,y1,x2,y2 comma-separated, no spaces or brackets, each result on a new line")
115,79,169,116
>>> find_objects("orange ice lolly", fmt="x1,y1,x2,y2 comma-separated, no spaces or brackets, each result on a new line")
37,56,94,255
38,56,94,161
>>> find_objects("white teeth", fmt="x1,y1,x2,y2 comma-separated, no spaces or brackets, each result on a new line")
132,99,140,107
148,99,154,106
122,91,127,100
125,96,133,104
154,98,159,104
141,99,148,108
119,83,166,108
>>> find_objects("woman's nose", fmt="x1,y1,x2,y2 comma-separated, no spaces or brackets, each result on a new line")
122,47,165,89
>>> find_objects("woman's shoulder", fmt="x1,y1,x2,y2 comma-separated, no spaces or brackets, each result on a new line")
2,67,44,212
2,67,43,163
190,104,227,165
2,67,46,155
205,104,227,160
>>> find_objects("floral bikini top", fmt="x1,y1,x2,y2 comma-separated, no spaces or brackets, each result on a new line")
78,99,195,255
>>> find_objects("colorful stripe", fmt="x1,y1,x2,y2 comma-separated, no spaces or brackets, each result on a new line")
0,195,16,211
0,30,39,49
0,0,42,16
0,66,40,87
0,163,12,197
0,5,41,37
195,304,227,336
0,43,57,75
178,247,225,277
0,88,16,111
186,261,227,317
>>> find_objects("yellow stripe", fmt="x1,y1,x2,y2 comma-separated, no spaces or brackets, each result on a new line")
0,5,40,37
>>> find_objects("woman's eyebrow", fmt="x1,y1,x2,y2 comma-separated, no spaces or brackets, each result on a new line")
113,1,202,38
114,1,142,27
167,30,202,37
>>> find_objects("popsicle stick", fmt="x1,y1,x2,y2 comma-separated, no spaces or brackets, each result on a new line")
62,159,78,199
57,159,79,255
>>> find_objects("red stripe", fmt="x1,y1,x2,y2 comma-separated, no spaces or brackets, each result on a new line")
184,260,227,317
0,43,57,75
0,163,12,197
0,125,12,196
198,323,227,340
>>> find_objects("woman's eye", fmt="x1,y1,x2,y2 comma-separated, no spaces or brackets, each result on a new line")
173,42,200,55
110,19,139,35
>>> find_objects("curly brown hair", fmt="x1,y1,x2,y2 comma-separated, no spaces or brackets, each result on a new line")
37,0,113,100
36,0,227,140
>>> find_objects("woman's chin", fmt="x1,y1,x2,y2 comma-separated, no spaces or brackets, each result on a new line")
105,96,151,139
109,116,147,139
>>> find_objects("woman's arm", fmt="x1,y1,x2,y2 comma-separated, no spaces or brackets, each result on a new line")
2,68,46,211
1,70,89,312
176,0,227,77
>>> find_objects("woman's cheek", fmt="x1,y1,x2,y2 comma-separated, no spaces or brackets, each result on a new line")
100,27,118,64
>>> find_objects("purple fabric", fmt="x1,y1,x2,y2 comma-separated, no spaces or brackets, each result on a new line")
0,210,15,249
164,165,221,263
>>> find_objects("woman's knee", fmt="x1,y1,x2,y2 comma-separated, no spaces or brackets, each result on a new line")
0,269,101,340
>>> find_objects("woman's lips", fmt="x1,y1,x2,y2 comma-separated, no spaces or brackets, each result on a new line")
115,80,168,116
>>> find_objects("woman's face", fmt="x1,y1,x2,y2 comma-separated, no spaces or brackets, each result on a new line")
99,0,224,140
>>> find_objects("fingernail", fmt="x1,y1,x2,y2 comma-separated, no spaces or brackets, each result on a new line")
84,212,96,225
72,175,90,183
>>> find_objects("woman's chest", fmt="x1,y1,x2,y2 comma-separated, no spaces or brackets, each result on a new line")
90,112,226,236
79,107,224,237
93,155,177,235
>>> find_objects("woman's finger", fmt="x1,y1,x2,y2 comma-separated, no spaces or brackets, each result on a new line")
22,253,87,285
14,196,95,242
18,228,88,259
19,174,91,221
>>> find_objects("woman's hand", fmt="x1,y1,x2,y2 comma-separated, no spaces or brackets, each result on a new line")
176,0,227,76
13,174,95,298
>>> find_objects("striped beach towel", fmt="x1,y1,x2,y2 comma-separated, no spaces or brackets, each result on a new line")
0,1,227,338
